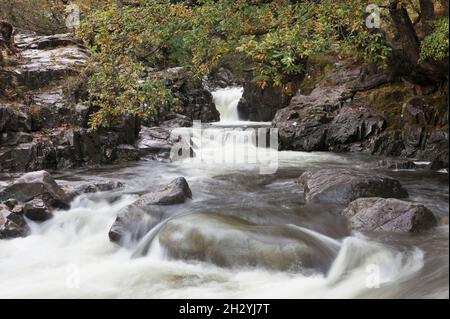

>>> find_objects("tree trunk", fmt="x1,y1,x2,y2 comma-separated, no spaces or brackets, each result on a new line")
419,0,435,36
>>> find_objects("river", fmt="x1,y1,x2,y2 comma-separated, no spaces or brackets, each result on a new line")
0,87,448,298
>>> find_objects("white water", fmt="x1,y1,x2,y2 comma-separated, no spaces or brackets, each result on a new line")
212,87,243,123
0,87,448,298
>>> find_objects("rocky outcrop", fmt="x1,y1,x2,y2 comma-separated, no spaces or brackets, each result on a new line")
109,177,192,245
0,171,66,238
136,126,189,161
1,33,142,172
298,169,409,204
146,67,220,126
341,198,437,233
272,63,448,168
158,213,337,272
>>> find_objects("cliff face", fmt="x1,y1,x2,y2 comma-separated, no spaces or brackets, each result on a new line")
271,58,448,170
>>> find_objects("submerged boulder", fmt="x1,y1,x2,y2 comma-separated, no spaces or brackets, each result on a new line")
298,169,409,204
342,198,437,233
158,213,338,273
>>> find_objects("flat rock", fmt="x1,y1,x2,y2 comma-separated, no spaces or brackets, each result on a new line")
298,169,409,204
341,197,437,233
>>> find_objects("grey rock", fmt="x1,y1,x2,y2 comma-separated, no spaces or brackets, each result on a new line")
342,197,437,233
298,169,409,204
23,197,52,222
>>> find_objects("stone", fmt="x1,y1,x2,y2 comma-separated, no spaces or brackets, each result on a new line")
158,213,337,272
298,169,409,204
0,170,71,209
341,197,437,233
377,159,416,170
23,197,52,222
0,204,30,239
134,177,192,207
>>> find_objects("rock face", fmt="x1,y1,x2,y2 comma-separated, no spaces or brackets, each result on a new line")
158,213,337,272
298,169,409,204
109,177,192,246
342,198,437,233
0,33,142,172
145,67,220,126
272,63,448,168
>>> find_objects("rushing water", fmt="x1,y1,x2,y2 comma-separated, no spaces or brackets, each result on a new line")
0,88,448,299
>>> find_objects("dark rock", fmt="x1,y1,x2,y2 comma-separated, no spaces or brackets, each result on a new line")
113,144,140,163
136,126,187,160
430,150,449,171
74,181,124,195
0,170,71,209
3,198,18,210
23,197,52,222
148,67,220,124
326,107,385,152
342,197,437,233
0,204,30,239
160,113,193,128
134,177,192,207
298,169,409,204
206,67,240,89
402,97,435,126
158,213,337,272
108,205,162,246
377,159,416,170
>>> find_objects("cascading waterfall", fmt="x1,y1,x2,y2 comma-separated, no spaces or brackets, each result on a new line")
212,87,244,122
0,87,448,299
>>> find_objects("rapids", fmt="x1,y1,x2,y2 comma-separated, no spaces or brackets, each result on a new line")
0,88,448,299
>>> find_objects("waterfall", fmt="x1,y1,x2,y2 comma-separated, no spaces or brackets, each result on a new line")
212,87,243,122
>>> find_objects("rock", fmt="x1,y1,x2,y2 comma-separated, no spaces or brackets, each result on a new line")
0,170,71,209
137,126,185,160
16,39,88,90
148,67,220,124
113,144,140,163
3,198,18,210
0,104,31,133
0,204,30,239
326,107,385,152
298,169,409,204
377,159,416,170
206,67,240,89
430,150,449,170
341,198,437,233
402,97,434,126
134,177,192,207
160,113,193,128
23,197,52,222
109,177,192,246
158,213,337,272
108,204,163,246
74,181,124,195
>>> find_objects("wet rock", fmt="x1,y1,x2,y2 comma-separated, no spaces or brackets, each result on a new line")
134,177,192,207
160,113,193,128
430,150,449,171
16,41,88,90
3,198,18,210
298,169,409,204
342,198,437,233
377,159,416,170
0,170,71,209
402,97,435,126
113,144,140,163
158,213,337,272
74,181,124,195
23,197,52,222
148,67,220,124
137,126,183,160
326,107,385,152
0,204,30,239
109,177,192,246
109,205,163,246
206,67,240,89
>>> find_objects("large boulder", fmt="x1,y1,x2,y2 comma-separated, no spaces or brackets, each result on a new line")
158,213,337,273
0,170,71,209
341,198,437,233
136,126,185,160
109,177,192,245
298,169,409,204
